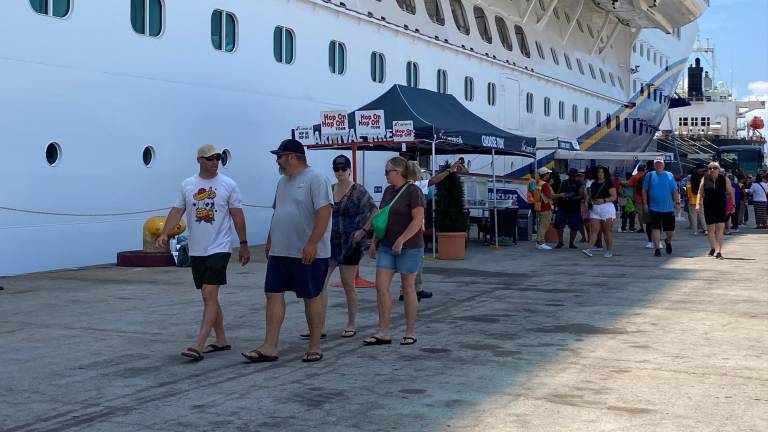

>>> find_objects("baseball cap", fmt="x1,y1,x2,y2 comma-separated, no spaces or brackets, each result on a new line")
333,154,351,168
270,138,305,155
568,167,578,175
653,158,665,166
538,167,552,175
197,144,221,158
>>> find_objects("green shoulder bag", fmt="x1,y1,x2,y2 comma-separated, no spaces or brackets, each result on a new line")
371,182,412,240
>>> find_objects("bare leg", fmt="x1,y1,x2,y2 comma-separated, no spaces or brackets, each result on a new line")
568,228,578,246
339,265,358,330
714,222,726,254
255,293,285,356
557,228,564,244
706,224,716,251
373,268,394,339
603,219,614,251
400,273,418,338
191,285,222,351
212,302,228,346
304,265,334,335
587,219,600,249
652,228,661,249
304,295,325,354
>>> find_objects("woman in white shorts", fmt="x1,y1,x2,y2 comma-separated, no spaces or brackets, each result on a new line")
583,166,618,257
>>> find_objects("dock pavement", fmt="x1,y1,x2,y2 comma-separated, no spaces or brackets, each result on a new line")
1,228,766,431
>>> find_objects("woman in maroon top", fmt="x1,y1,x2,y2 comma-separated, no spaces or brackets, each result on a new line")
364,157,425,346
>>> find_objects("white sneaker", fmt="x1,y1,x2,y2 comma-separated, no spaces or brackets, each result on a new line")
604,251,613,258
733,229,740,233
582,249,593,257
645,242,655,249
536,243,552,250
618,228,624,233
591,246,604,251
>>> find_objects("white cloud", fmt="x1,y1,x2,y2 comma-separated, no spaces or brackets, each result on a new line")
741,81,767,137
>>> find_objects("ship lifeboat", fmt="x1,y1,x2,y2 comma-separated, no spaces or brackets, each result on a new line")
748,116,764,130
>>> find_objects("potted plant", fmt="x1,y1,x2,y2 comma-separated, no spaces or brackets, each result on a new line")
435,171,468,259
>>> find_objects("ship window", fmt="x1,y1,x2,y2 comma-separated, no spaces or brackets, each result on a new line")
370,52,386,83
544,97,551,117
142,146,155,167
599,68,606,83
617,76,624,90
550,47,560,66
514,25,531,58
609,72,615,87
572,104,578,123
473,6,492,44
526,92,534,113
633,119,637,134
639,43,644,56
588,63,596,80
437,69,448,94
653,52,657,65
576,19,584,33
563,53,572,70
406,61,420,87
212,10,237,53
221,149,231,167
614,116,620,131
46,142,61,166
606,114,612,128
633,43,637,53
424,0,445,25
495,16,513,52
624,118,629,133
558,101,565,120
535,41,545,60
584,107,590,125
273,25,295,63
396,0,416,15
449,0,470,35
29,0,70,18
653,89,657,102
647,48,651,62
487,83,496,106
464,76,474,101
596,110,601,126
131,0,164,37
576,58,584,75
329,40,346,75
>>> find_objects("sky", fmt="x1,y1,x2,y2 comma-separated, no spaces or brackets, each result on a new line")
696,0,768,110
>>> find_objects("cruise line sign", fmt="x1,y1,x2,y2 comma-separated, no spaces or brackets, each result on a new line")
320,110,348,135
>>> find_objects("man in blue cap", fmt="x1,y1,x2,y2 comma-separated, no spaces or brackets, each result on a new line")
553,167,585,249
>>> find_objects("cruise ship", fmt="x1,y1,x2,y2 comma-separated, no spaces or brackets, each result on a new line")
1,0,707,275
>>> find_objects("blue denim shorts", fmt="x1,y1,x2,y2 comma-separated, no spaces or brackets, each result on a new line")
376,245,423,275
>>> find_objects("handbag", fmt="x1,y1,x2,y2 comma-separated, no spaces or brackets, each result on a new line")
371,182,412,240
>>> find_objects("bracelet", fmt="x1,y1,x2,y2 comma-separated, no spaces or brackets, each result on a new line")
239,240,248,245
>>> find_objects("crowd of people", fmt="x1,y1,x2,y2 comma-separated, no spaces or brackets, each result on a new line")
531,159,768,259
155,141,766,363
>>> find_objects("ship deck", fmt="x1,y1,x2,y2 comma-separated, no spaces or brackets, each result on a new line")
1,228,766,431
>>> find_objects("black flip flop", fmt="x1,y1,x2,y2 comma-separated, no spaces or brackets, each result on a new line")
300,332,327,339
301,351,323,363
241,349,279,363
363,336,392,346
340,329,357,338
400,336,417,345
203,344,232,353
180,347,204,361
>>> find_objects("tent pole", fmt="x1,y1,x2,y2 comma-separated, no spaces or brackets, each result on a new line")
351,143,358,183
431,138,436,258
492,149,499,249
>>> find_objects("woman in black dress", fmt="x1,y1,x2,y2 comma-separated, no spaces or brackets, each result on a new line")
696,162,734,258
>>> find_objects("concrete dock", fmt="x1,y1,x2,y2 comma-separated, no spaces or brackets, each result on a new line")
1,229,766,432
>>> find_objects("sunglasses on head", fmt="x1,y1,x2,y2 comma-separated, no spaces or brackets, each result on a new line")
201,154,221,161
709,167,719,170
333,165,349,172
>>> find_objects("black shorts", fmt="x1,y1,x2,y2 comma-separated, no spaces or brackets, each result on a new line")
650,211,675,232
190,252,231,290
265,256,329,299
337,244,363,266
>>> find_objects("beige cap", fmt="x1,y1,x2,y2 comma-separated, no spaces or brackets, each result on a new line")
197,144,221,158
538,167,552,175
653,158,665,166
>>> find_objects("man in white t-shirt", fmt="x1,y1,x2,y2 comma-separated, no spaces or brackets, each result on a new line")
156,144,250,361
242,139,333,364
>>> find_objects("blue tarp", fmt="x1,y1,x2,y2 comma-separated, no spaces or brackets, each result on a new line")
310,85,535,157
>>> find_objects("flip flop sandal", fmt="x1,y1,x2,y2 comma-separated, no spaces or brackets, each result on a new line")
363,336,392,346
241,349,279,363
400,337,417,345
203,344,232,353
301,352,323,363
340,330,357,338
300,332,327,339
180,347,204,361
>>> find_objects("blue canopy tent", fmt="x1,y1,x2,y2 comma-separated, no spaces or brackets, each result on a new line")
302,84,536,251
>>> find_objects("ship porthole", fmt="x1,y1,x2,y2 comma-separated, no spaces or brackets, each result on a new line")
221,148,231,167
46,142,61,166
142,146,156,167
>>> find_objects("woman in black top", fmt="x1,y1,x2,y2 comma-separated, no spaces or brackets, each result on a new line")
697,162,734,258
583,166,618,258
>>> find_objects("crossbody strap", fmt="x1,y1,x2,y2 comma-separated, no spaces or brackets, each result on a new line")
387,182,412,208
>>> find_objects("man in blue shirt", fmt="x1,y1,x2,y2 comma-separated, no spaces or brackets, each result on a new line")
642,159,681,256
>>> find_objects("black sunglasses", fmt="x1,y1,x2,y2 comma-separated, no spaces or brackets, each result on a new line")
333,166,349,172
201,154,221,161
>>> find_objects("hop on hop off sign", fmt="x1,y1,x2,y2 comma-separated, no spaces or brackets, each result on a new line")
321,111,349,135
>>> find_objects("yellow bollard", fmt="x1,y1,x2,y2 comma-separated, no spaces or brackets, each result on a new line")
142,216,186,253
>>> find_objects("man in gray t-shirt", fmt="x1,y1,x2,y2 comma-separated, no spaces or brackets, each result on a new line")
242,139,332,364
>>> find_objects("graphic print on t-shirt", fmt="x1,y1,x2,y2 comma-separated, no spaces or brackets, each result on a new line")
193,187,217,224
